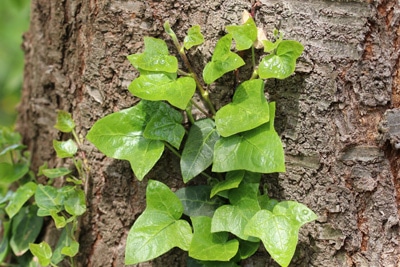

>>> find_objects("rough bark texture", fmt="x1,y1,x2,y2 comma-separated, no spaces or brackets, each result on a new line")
17,0,400,266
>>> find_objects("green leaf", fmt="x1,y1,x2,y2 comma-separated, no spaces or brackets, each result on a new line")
180,119,219,182
10,205,43,256
35,184,63,216
129,71,196,110
0,162,29,184
187,257,239,267
53,139,78,158
244,210,298,267
258,40,304,79
0,221,11,262
86,101,165,180
272,201,318,228
0,143,25,157
63,188,86,216
213,102,285,173
203,34,245,84
189,216,239,261
127,37,178,73
215,79,269,137
52,225,74,264
175,186,224,217
184,25,205,50
29,242,52,266
226,17,257,50
5,182,37,219
41,167,72,179
210,171,245,198
237,239,260,260
211,180,261,241
54,110,75,133
50,210,67,228
61,240,79,257
143,101,185,149
125,180,193,264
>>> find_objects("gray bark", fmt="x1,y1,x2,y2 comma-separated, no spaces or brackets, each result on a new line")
17,0,400,266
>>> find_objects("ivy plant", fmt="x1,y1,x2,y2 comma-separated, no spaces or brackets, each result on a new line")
87,11,317,267
0,110,87,267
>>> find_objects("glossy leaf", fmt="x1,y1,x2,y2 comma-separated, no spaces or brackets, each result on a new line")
180,119,219,182
29,242,52,266
41,167,71,179
10,205,43,256
187,257,239,267
215,79,269,137
86,101,165,180
211,181,260,241
129,71,196,110
237,239,260,260
245,210,298,267
127,37,178,73
50,210,67,228
203,34,245,84
54,110,75,133
175,185,224,217
210,170,244,198
61,240,79,257
53,139,77,158
0,162,29,184
143,101,185,149
184,25,205,50
258,40,304,79
52,225,73,264
213,103,285,173
63,188,86,216
0,221,10,262
189,216,239,261
35,184,62,216
272,201,318,228
0,143,25,157
226,17,257,51
125,180,193,264
5,181,37,219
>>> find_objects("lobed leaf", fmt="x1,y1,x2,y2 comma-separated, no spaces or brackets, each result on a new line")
210,170,245,198
258,40,304,79
127,37,178,73
226,17,257,51
213,103,285,173
54,110,75,133
35,184,63,216
203,34,245,84
29,242,52,266
184,25,205,50
125,180,193,264
180,119,219,182
189,216,239,261
53,139,78,158
272,201,318,228
86,101,166,180
215,79,269,137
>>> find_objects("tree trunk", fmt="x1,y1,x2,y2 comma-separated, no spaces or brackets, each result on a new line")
17,0,400,266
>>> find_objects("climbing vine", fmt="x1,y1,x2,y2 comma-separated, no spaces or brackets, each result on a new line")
87,11,316,267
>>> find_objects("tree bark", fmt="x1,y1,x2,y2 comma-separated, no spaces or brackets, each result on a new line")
17,0,400,266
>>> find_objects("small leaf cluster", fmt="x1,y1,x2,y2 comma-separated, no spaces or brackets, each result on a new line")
87,12,316,267
0,111,87,267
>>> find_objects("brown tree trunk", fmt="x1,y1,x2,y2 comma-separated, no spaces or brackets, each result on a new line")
17,0,400,266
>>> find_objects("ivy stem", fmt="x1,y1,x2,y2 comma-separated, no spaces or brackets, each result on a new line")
190,99,209,116
164,21,216,116
164,142,181,158
185,103,195,124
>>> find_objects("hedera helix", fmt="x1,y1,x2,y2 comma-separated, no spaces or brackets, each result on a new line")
87,11,317,267
0,111,87,267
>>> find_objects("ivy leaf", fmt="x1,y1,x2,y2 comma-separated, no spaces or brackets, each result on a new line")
258,40,304,79
203,34,245,84
187,257,239,267
0,220,11,262
61,240,79,257
237,239,260,260
180,119,219,183
52,226,71,264
189,216,239,261
29,242,52,266
210,170,245,198
41,167,71,179
54,110,75,133
10,205,43,256
127,37,178,73
63,188,86,216
125,180,193,264
0,162,29,184
35,184,63,216
86,101,165,180
143,101,185,149
5,182,37,219
184,25,205,50
211,180,261,241
215,79,269,137
175,185,224,217
213,102,285,173
53,139,78,158
129,71,196,110
226,17,257,51
272,201,318,228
